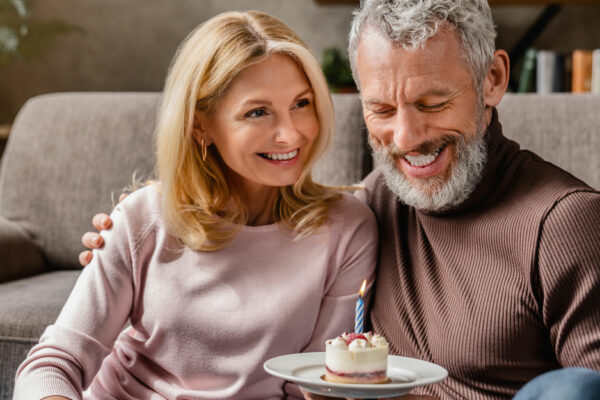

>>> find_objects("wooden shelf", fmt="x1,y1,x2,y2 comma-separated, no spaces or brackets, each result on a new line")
490,0,600,4
314,0,600,4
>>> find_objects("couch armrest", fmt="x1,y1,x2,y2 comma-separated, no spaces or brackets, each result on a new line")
0,217,45,283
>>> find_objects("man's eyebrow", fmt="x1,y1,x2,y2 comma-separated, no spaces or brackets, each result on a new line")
363,89,457,107
418,88,456,98
364,99,389,107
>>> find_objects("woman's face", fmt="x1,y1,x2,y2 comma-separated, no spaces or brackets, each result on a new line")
198,54,319,197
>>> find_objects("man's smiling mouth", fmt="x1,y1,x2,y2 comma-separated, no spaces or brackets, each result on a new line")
404,143,447,167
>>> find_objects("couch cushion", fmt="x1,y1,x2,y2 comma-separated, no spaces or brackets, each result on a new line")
498,93,600,189
0,270,79,339
0,270,79,396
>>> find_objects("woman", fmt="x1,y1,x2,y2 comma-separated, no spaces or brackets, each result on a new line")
13,10,377,400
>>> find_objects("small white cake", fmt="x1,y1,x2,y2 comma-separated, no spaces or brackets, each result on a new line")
325,332,389,384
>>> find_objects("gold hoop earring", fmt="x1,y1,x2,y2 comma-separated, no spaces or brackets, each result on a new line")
201,139,207,161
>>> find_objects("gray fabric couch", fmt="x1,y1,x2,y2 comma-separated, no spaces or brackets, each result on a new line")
0,92,599,399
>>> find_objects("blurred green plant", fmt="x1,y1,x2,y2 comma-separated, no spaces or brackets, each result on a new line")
0,0,83,64
321,47,356,92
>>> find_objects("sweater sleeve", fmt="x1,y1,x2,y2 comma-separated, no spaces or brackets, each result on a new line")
13,193,154,400
537,190,600,369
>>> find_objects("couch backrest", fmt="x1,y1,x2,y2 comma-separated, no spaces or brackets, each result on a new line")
1,92,596,270
0,93,159,270
497,93,600,190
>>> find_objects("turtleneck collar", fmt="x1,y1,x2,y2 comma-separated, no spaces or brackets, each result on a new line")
419,107,521,217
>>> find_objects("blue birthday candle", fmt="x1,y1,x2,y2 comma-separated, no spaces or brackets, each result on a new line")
355,279,367,333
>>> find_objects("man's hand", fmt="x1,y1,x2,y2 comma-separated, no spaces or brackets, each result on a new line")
300,388,340,400
78,193,127,266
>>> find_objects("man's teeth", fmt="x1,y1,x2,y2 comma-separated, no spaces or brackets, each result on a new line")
263,149,298,161
404,147,442,167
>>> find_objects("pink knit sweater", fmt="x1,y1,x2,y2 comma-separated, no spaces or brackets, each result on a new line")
14,185,377,399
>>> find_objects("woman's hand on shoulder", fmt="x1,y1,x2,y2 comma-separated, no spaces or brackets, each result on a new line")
78,193,128,266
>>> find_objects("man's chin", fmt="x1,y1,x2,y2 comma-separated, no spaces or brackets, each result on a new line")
376,133,488,212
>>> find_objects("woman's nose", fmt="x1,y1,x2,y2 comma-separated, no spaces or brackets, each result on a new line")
274,114,299,144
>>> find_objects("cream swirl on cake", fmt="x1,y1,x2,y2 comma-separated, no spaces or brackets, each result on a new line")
325,332,389,384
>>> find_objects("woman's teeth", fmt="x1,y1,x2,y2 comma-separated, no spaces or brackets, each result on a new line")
262,149,298,161
404,145,444,167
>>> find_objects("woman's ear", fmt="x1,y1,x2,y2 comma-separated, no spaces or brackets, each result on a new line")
482,49,510,108
192,110,212,145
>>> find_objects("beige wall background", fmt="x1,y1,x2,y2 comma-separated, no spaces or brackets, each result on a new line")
1,1,600,124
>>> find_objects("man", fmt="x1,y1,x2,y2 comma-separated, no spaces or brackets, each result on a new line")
342,0,600,399
81,1,600,398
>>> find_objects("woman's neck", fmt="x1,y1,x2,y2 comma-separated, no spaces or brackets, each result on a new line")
231,176,280,226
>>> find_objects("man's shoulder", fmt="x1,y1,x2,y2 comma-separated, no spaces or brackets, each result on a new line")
513,149,598,200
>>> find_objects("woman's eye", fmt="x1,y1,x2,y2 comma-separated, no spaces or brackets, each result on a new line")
294,98,310,109
245,108,267,118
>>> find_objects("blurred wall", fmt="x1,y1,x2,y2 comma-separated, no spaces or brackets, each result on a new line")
1,1,600,124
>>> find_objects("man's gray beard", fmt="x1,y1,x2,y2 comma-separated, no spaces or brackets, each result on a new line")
371,126,488,213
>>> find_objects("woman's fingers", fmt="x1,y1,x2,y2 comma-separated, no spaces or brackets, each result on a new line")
92,213,112,231
78,250,92,267
82,232,104,249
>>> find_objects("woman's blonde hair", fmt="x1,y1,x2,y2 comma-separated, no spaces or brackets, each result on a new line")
155,10,340,251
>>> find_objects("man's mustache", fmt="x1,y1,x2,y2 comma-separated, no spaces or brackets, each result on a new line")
378,134,459,158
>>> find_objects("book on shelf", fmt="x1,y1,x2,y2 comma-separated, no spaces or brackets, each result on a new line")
536,50,565,93
517,48,600,94
518,48,537,93
592,49,600,94
572,50,594,93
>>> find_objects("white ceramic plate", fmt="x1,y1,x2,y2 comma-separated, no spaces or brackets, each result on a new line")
264,352,447,398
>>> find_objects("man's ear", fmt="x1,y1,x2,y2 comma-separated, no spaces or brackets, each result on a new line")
192,109,212,145
482,49,510,108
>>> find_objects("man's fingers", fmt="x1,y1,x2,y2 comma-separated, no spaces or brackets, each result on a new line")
92,213,112,230
300,389,338,400
82,232,104,249
78,251,92,266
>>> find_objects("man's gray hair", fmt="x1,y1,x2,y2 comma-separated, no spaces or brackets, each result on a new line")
348,0,497,89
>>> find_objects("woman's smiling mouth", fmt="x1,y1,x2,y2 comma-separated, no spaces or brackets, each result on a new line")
258,148,299,161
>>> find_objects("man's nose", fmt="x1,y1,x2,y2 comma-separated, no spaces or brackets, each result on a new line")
392,107,426,151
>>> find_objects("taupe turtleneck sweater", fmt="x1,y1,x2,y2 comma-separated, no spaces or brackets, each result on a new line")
360,110,600,399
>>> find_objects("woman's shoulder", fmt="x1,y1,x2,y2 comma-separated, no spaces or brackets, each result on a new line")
110,183,163,241
331,191,375,217
328,191,377,232
118,183,161,212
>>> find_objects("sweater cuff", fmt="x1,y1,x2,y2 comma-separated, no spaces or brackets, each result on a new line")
14,362,82,400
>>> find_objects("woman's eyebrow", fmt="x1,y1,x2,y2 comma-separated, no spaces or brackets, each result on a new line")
294,88,313,99
241,99,272,107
